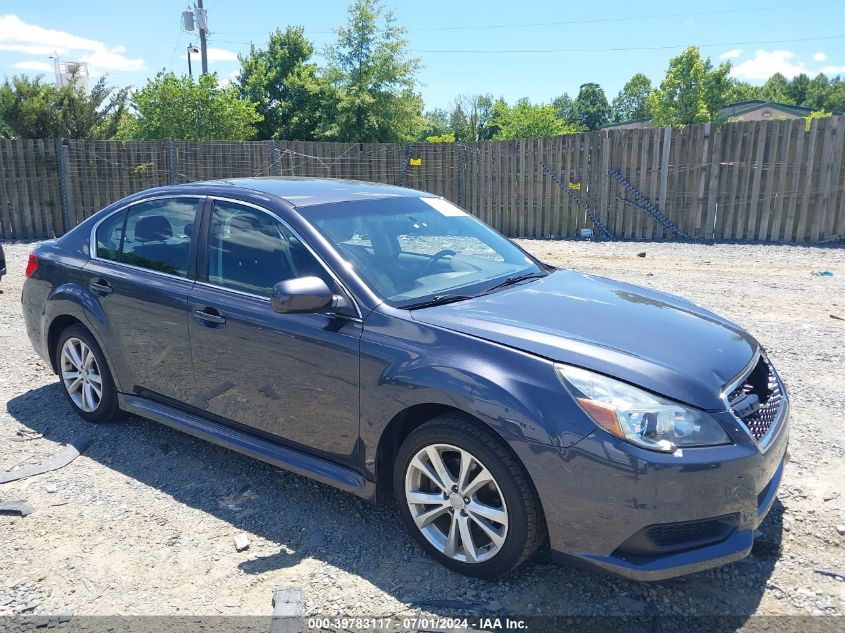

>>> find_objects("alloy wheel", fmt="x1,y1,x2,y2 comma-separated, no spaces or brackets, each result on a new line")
404,443,509,563
60,337,102,413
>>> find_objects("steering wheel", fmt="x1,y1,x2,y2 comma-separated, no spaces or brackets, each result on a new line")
419,249,456,278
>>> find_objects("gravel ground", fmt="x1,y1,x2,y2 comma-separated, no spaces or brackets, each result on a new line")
1,238,844,625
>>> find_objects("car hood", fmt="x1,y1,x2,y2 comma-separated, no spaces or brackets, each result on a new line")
410,270,758,410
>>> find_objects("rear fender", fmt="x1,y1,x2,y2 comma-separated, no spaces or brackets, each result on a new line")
44,282,124,391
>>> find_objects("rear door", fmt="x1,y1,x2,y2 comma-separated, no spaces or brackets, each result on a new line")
83,195,201,402
186,198,362,466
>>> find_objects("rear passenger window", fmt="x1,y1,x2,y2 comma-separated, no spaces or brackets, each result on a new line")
96,198,199,277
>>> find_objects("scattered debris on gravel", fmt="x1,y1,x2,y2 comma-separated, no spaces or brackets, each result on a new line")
1,239,844,622
0,500,35,517
234,533,251,553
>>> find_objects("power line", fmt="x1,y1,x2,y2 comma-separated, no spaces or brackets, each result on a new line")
409,34,845,54
209,33,845,57
210,1,825,36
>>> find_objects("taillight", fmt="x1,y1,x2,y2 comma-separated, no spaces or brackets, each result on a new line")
25,253,38,278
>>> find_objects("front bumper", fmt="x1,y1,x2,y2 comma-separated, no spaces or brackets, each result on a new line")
513,399,789,581
561,451,785,581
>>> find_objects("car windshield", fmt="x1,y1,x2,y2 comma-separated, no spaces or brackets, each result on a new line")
300,196,543,307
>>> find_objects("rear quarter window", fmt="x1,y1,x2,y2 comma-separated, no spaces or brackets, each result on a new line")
95,209,127,261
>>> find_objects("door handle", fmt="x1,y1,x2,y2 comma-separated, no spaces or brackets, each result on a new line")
89,279,113,295
192,308,226,325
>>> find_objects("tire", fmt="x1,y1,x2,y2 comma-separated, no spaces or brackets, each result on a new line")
393,414,545,578
55,324,120,423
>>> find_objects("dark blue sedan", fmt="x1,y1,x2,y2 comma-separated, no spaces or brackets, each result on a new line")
21,177,789,580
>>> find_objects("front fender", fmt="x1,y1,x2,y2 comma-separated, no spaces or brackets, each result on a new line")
359,311,596,478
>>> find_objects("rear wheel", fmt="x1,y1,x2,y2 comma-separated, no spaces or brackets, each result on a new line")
393,414,545,577
56,324,119,423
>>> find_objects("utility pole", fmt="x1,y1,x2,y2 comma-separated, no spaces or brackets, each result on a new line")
197,0,208,75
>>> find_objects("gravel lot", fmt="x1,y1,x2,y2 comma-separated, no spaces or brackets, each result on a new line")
1,238,844,625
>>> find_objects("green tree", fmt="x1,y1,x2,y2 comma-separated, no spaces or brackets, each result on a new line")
418,108,450,141
486,97,508,139
551,93,581,128
786,73,810,105
823,76,845,112
0,73,128,139
725,80,762,103
324,0,422,142
448,94,496,141
492,98,577,139
805,73,830,110
649,47,732,126
610,73,653,122
120,71,261,140
61,76,130,139
802,72,845,112
574,83,610,130
236,26,335,140
0,75,58,138
761,73,792,103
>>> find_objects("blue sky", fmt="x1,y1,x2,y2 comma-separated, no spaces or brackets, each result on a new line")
1,0,844,110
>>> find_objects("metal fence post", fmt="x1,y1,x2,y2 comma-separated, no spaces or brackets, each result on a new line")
399,143,412,187
166,139,178,184
457,146,467,209
55,138,72,234
269,140,282,176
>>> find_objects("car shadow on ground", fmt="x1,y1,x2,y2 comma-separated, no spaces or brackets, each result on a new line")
7,383,784,621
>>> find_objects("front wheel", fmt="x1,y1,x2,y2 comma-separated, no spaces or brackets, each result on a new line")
393,415,545,577
56,324,120,423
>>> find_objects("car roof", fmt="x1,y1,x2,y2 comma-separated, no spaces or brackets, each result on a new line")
196,176,430,208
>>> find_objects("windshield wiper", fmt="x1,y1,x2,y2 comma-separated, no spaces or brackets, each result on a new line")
482,271,548,295
402,294,476,310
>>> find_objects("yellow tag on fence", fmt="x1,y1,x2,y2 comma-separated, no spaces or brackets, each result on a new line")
568,182,581,191
409,158,422,167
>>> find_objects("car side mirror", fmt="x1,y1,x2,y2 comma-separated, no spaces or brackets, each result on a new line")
271,277,333,314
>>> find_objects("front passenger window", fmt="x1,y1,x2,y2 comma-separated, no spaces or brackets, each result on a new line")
207,201,337,298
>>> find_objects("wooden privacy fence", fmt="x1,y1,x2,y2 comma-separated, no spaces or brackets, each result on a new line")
0,116,844,243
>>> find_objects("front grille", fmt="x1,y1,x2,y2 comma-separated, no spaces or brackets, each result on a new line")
648,519,729,548
728,356,783,441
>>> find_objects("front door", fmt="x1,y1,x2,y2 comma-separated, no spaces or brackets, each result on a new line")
187,199,362,466
82,196,201,402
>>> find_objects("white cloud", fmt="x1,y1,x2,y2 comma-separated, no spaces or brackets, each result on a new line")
205,47,238,62
730,50,808,80
13,60,52,72
0,14,144,72
820,65,845,74
720,49,743,60
217,69,240,87
813,52,828,62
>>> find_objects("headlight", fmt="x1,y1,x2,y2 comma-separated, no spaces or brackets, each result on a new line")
555,364,731,452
